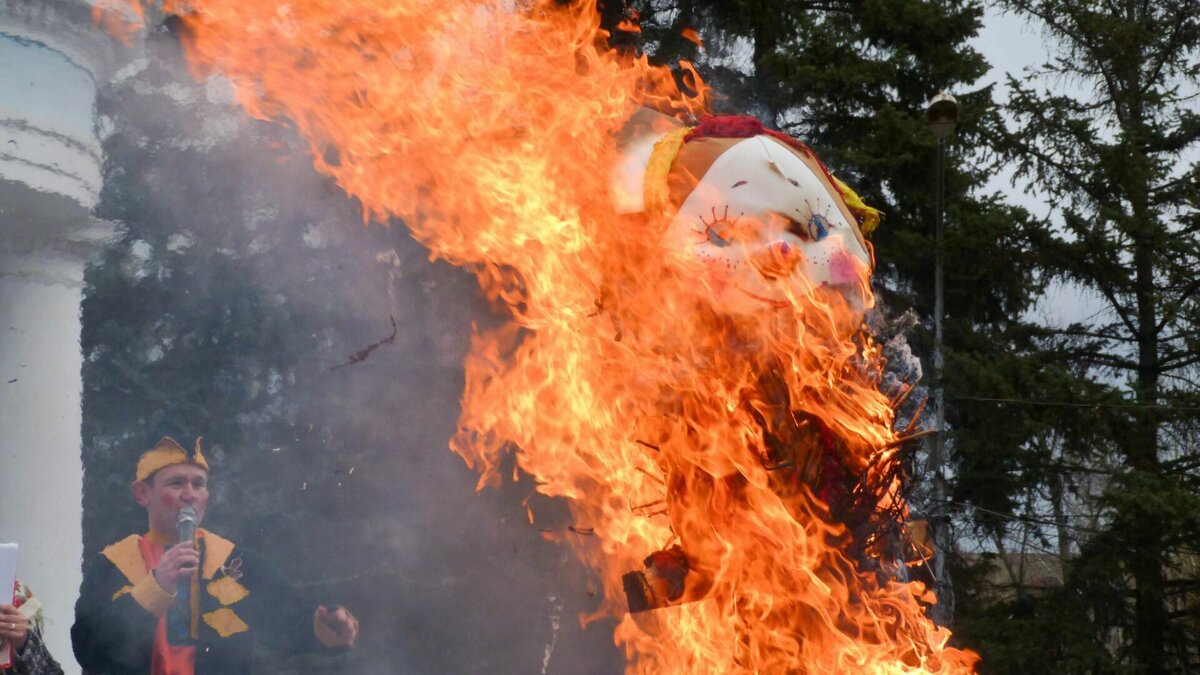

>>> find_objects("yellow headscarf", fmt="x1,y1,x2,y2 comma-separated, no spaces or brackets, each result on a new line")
135,436,209,482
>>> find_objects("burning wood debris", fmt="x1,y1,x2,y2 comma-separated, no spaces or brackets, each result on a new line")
330,315,398,371
97,0,979,671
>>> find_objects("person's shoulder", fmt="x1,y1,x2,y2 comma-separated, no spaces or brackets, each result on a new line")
81,534,145,583
98,533,141,556
199,528,236,550
205,539,288,588
199,529,239,578
96,534,141,566
199,530,267,562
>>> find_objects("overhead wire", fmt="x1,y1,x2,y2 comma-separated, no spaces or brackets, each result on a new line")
951,395,1200,412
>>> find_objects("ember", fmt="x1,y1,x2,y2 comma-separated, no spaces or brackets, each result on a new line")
100,1,978,671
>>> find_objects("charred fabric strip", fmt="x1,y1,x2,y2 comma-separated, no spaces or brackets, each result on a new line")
330,315,398,371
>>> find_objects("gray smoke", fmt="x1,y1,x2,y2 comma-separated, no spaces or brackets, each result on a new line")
80,25,622,674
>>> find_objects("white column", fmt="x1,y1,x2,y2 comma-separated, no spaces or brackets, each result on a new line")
0,7,118,668
0,253,86,674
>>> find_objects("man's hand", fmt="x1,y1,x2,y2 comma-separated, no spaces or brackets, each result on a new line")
153,541,199,595
316,605,359,647
0,603,29,650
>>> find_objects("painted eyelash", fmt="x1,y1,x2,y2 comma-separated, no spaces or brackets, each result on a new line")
694,205,741,248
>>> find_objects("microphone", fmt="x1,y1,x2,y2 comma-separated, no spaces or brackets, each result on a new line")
177,506,199,544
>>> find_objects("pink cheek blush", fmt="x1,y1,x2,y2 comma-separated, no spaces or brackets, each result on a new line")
829,250,861,285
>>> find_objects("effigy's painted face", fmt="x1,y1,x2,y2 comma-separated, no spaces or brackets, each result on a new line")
661,135,873,317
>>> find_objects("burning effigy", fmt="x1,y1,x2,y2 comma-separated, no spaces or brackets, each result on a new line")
611,109,887,604
94,0,979,671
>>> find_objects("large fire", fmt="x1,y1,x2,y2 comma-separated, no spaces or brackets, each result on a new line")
96,0,979,671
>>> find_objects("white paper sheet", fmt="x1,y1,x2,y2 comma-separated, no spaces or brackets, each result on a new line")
0,542,16,668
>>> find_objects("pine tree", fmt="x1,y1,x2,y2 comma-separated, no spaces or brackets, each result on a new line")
984,2,1200,671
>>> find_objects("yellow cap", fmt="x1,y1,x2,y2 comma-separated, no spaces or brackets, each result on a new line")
135,436,209,482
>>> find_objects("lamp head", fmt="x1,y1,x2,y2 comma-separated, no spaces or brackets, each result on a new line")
927,92,959,140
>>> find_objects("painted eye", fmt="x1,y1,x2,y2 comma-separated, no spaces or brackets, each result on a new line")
706,225,733,247
807,214,830,241
698,206,739,248
785,213,830,242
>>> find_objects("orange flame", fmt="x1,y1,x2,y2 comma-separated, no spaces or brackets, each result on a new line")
92,0,146,45
104,1,977,671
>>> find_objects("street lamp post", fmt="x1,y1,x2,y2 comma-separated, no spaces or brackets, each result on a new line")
926,91,958,625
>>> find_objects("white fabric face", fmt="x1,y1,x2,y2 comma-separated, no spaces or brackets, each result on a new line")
661,136,872,315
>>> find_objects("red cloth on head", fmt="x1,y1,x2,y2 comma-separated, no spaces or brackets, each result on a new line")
682,115,835,190
684,114,766,141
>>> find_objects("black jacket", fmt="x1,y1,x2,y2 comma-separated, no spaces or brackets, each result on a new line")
72,531,334,674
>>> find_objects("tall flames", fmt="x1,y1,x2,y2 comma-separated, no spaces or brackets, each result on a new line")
97,0,979,671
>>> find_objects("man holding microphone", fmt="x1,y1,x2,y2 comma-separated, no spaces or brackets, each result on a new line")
72,437,358,674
